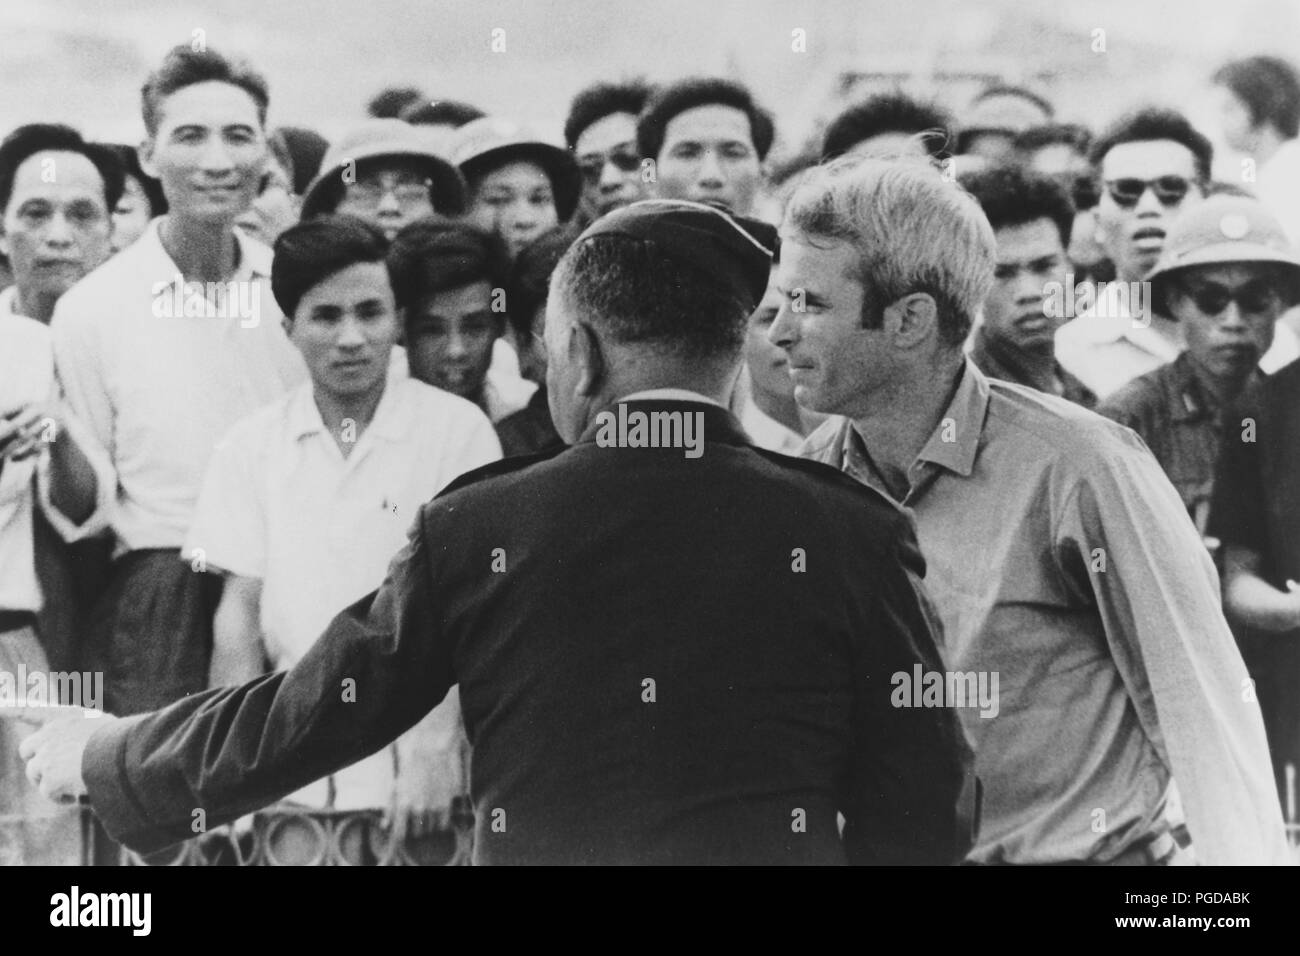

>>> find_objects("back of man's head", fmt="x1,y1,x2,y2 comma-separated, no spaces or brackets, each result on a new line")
1213,56,1300,140
783,156,995,350
141,45,270,137
552,233,751,363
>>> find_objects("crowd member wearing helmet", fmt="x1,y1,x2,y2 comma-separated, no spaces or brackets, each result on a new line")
299,118,467,242
1099,194,1300,544
451,117,581,263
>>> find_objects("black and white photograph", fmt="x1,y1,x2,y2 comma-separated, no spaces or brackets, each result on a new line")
0,0,1298,921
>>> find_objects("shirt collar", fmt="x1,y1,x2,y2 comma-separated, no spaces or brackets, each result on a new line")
143,216,273,293
616,388,725,407
288,376,410,443
837,358,988,495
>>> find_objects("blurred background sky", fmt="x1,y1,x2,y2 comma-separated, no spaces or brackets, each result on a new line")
5,0,1300,175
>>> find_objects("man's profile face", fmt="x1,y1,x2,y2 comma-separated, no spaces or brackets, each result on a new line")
575,112,647,219
142,80,266,225
1167,262,1282,381
983,218,1069,354
766,234,889,419
655,104,763,215
286,260,398,400
1096,139,1202,282
405,280,500,402
0,150,112,302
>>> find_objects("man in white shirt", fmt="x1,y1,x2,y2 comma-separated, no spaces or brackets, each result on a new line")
50,45,307,715
187,215,499,857
1055,108,1212,399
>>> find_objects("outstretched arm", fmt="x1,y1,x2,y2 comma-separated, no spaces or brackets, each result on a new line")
22,511,455,854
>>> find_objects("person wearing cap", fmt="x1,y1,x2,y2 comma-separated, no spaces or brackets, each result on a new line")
22,198,972,867
299,118,466,244
451,117,581,264
563,80,655,226
636,77,774,218
782,154,1289,865
1099,194,1300,548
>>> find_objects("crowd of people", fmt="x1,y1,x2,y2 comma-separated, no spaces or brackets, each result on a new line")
5,41,1300,865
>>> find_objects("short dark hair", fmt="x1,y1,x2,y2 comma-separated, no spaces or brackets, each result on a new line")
564,80,655,149
972,84,1055,120
387,219,511,315
1014,122,1092,157
102,143,167,216
1213,56,1300,139
271,214,388,319
637,77,775,162
400,99,486,128
959,165,1074,249
277,126,329,195
504,226,576,340
822,92,953,160
367,86,425,119
141,46,269,137
552,235,750,360
0,124,125,215
1089,107,1213,182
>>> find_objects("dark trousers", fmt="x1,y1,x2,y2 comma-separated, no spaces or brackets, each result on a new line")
79,549,223,717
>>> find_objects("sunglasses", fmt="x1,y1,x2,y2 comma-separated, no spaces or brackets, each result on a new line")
1175,280,1280,316
1104,176,1194,209
578,149,642,185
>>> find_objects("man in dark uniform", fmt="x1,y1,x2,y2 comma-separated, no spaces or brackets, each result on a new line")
21,199,971,866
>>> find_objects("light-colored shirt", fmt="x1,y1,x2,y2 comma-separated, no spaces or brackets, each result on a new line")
739,398,804,454
185,376,500,807
801,358,1290,865
50,218,308,557
0,302,114,613
1054,286,1183,400
1055,283,1298,394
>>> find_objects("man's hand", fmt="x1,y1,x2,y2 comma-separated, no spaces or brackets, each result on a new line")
0,403,59,464
17,708,117,804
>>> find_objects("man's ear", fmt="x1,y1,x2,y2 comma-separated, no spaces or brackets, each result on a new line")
571,321,606,398
137,138,159,180
885,292,941,351
281,315,293,337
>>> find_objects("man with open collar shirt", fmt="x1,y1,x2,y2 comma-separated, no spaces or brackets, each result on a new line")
21,199,971,866
780,155,1288,865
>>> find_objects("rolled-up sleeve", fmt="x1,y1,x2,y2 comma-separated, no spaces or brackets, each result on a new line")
83,509,455,853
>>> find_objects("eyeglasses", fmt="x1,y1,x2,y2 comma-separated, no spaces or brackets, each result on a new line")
1104,176,1194,209
1175,280,1281,316
345,176,433,208
578,149,642,186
